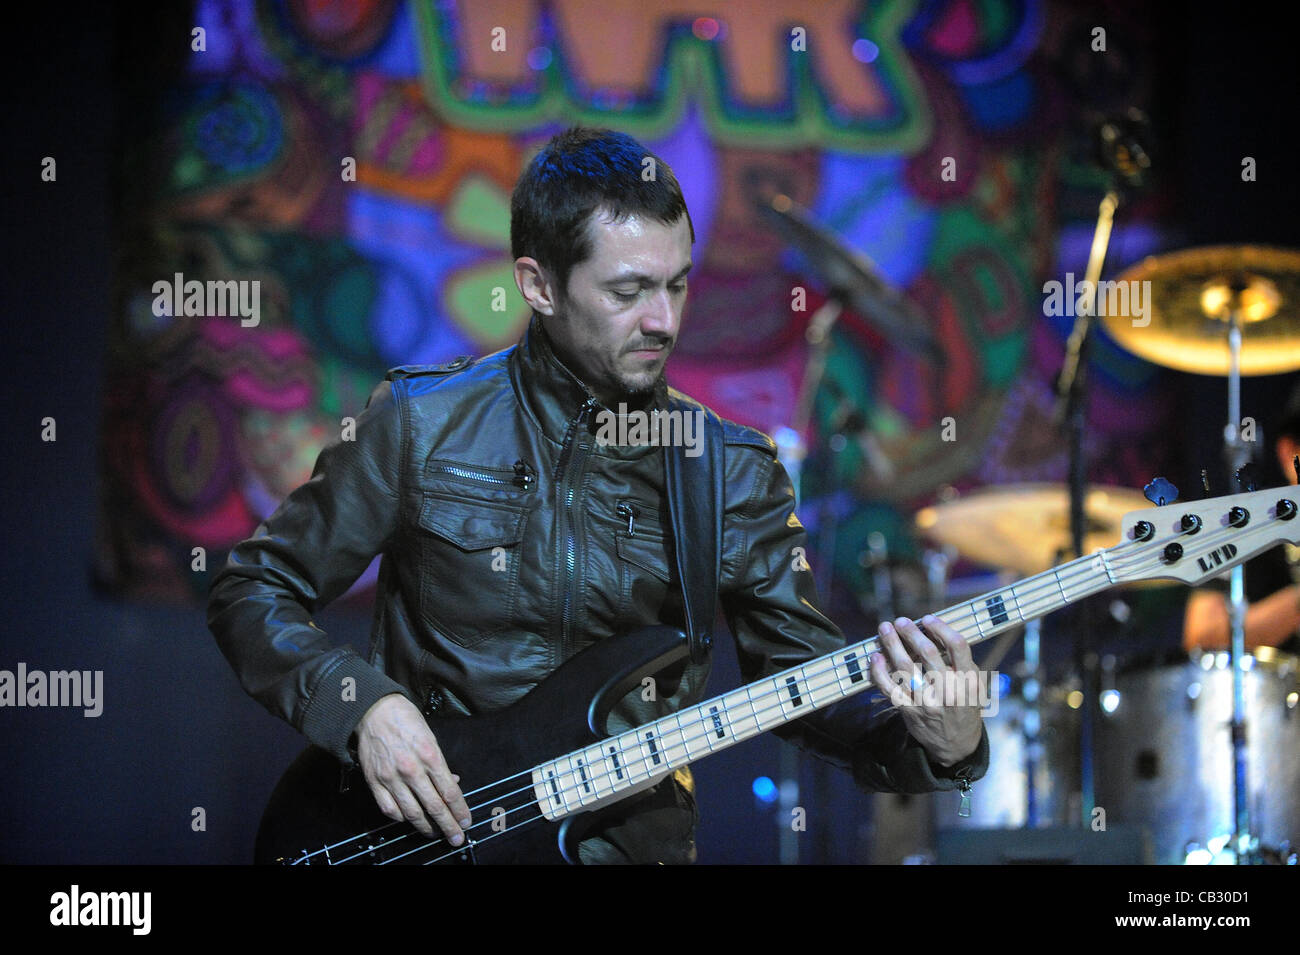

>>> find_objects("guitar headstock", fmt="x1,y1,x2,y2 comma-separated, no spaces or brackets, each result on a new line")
1110,486,1299,586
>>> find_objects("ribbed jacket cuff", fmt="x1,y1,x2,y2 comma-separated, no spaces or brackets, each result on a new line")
297,651,417,768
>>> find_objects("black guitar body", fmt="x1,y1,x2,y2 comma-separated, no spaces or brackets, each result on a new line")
254,626,690,865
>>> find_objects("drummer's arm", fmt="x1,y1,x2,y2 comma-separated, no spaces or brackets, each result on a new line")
1182,585,1300,652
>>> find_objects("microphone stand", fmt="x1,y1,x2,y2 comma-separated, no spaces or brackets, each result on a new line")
1052,109,1150,832
1053,187,1120,827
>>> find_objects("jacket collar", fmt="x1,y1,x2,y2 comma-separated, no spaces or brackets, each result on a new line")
512,315,668,459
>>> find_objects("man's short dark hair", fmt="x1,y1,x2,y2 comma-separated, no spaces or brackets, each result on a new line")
510,127,694,297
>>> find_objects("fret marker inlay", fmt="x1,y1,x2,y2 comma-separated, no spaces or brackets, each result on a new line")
785,676,803,707
844,652,863,683
985,594,1009,626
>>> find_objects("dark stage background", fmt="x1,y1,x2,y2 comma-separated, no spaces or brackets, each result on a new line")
2,1,1298,865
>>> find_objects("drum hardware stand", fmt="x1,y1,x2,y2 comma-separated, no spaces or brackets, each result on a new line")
975,578,1032,824
1021,618,1043,827
978,585,1046,829
923,548,952,613
764,200,922,863
772,297,844,865
1052,185,1120,828
865,532,895,621
776,282,892,864
1221,297,1257,864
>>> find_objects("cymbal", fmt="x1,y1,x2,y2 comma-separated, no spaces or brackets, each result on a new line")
755,192,941,360
914,483,1152,577
1102,245,1300,376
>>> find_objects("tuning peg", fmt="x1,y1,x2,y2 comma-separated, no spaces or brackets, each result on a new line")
1235,463,1257,493
1144,477,1178,506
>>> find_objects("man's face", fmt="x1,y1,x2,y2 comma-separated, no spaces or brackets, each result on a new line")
540,210,693,405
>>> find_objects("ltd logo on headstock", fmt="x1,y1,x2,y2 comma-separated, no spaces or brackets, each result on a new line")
1196,543,1238,574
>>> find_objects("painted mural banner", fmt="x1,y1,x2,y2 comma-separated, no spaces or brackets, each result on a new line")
99,0,1168,603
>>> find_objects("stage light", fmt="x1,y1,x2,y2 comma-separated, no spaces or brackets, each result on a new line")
751,776,779,804
692,18,720,41
851,39,880,64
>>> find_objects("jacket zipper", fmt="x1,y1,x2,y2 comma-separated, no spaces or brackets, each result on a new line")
556,396,597,660
615,501,638,538
427,460,536,489
954,767,974,817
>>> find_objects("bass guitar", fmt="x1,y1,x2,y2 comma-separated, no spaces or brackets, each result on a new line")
256,484,1299,864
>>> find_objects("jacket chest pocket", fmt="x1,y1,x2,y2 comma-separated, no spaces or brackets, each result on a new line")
613,500,677,629
415,493,530,647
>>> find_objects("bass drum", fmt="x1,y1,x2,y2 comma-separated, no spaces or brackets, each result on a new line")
1095,648,1300,864
933,680,1081,830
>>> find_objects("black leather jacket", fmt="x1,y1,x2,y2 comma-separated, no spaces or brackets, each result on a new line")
208,320,987,863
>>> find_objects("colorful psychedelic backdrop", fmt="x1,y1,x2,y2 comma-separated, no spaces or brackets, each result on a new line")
99,0,1174,604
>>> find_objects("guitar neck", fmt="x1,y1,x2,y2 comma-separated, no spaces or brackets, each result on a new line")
530,541,1122,820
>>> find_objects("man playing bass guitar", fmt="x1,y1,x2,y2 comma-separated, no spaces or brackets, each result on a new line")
208,127,987,864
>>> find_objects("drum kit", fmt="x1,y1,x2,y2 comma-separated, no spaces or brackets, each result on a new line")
757,182,1300,863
